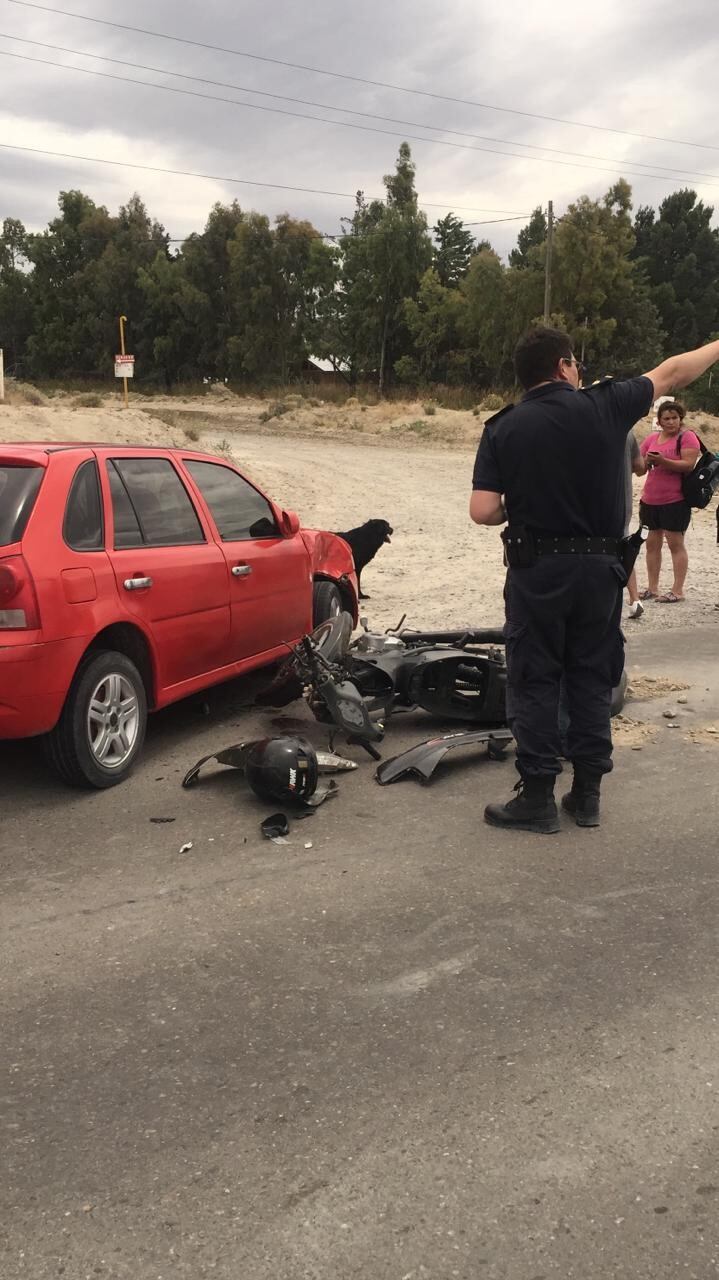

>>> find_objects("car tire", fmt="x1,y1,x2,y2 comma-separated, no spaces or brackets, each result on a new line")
43,649,148,789
312,580,343,626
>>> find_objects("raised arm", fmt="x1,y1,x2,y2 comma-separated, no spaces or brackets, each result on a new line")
644,336,719,399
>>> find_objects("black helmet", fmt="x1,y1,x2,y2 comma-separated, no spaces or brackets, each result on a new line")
244,736,319,805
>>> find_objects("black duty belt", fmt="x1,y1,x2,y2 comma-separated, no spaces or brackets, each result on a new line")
501,525,625,568
534,535,621,556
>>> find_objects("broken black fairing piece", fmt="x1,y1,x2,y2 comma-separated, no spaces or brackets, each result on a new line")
261,812,290,839
375,729,513,786
182,743,253,788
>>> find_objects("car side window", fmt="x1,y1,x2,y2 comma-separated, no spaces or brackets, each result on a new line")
108,458,205,548
185,460,279,541
63,460,104,551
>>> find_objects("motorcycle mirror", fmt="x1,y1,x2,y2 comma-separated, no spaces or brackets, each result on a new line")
385,613,407,635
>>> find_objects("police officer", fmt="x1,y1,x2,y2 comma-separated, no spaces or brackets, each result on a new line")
470,324,719,833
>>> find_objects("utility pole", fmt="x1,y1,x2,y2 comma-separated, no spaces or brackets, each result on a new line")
580,315,588,364
118,314,129,409
543,200,554,323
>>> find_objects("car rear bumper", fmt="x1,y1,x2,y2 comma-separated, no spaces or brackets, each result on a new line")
0,636,86,738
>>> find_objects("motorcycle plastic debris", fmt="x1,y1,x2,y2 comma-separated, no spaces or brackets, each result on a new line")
182,742,354,791
261,813,290,842
315,751,358,772
375,729,514,786
303,778,339,807
150,817,176,824
182,743,253,788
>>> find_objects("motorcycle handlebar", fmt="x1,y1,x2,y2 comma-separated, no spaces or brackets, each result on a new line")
399,628,506,646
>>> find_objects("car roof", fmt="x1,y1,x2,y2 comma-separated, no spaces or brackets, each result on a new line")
0,443,226,459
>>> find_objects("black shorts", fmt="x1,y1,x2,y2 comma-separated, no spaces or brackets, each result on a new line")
639,499,691,534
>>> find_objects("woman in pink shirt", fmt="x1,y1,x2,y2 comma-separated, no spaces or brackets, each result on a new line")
638,400,700,603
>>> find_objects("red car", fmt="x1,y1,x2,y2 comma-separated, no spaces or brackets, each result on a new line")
0,444,357,787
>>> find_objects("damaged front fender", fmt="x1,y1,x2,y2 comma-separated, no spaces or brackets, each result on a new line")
300,528,359,622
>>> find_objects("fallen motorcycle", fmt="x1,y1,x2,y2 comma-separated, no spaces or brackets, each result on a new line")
258,612,628,758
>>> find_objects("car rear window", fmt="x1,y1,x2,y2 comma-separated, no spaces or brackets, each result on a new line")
0,465,44,545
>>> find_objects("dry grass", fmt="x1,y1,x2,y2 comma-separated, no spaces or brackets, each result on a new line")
72,392,104,409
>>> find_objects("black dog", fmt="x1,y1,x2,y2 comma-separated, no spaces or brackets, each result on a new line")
334,519,393,599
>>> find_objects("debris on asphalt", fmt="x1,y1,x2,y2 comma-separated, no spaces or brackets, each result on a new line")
663,707,679,719
150,817,176,824
182,742,252,788
179,841,194,854
376,729,513,786
304,841,313,849
261,813,290,843
315,751,358,773
303,778,339,807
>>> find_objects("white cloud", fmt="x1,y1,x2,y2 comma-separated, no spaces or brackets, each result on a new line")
0,0,717,256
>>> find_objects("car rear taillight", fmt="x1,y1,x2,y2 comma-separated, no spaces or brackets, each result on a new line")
0,556,40,630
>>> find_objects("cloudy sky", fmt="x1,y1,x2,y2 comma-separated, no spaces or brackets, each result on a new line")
1,0,718,258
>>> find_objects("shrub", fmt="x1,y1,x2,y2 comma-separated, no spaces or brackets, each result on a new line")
423,402,437,416
14,381,49,406
184,426,200,442
482,392,504,411
73,393,103,409
260,401,290,423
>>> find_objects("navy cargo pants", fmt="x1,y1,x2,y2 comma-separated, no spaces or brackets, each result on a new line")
504,554,625,778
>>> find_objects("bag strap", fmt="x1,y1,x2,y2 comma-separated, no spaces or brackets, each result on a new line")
676,430,707,456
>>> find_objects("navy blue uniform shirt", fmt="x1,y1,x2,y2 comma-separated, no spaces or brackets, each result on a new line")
472,377,654,538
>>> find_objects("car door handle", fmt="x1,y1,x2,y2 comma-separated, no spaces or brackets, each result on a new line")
123,576,153,591
231,565,252,577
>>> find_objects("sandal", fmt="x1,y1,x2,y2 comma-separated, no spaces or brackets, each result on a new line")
656,591,684,603
638,589,657,600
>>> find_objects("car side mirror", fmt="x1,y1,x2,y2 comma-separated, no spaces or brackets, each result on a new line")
281,509,301,537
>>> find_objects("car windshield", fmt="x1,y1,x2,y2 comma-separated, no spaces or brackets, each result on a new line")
0,465,44,545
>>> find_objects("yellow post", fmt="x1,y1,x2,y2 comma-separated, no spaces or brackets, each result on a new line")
119,314,129,408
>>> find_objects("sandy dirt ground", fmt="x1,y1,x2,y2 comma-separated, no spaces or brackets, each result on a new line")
3,380,718,639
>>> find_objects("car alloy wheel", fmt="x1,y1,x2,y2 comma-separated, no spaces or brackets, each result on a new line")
86,672,141,769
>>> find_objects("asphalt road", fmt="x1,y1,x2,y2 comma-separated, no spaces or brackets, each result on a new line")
2,627,719,1280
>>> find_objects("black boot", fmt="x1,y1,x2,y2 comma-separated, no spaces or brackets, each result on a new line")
561,769,602,828
484,777,560,834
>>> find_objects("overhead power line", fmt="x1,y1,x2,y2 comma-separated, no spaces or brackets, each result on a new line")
6,0,719,156
160,213,530,244
2,33,719,185
0,142,534,215
3,48,718,192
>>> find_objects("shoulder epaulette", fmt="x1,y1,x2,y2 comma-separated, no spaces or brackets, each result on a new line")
485,402,515,427
580,377,614,394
